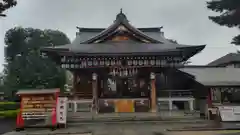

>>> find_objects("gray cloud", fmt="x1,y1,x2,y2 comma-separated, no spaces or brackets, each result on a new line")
0,0,239,71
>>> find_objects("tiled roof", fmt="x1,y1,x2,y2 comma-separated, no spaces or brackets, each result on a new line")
42,42,205,57
16,89,59,95
179,67,240,86
208,53,240,66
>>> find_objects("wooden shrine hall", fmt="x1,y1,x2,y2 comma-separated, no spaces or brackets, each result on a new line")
41,10,205,113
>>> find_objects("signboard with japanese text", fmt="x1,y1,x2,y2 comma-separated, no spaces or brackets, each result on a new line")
57,97,67,124
21,94,56,120
218,106,240,121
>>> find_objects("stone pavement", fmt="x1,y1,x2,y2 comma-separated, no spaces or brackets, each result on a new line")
3,122,240,135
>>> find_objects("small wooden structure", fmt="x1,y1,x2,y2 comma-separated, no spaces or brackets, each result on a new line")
16,89,59,131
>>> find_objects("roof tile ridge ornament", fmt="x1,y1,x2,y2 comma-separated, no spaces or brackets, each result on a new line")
115,8,128,23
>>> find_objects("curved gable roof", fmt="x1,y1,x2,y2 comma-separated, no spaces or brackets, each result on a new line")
81,11,161,44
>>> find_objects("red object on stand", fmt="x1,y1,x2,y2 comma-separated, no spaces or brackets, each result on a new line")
16,89,60,131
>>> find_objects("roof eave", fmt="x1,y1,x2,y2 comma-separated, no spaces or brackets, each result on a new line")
178,45,206,61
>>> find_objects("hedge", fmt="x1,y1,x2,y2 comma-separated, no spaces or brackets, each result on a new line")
0,102,20,118
0,102,20,111
0,109,20,118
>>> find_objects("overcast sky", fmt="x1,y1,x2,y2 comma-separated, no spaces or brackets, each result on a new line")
0,0,239,71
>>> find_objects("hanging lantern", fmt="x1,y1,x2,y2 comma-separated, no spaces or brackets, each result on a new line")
88,60,93,66
115,68,119,76
84,61,88,67
105,60,110,66
144,60,148,65
119,69,122,77
110,60,114,66
138,60,143,65
93,60,98,66
100,60,104,66
124,69,128,76
113,68,116,76
133,60,137,65
130,60,133,66
150,60,155,65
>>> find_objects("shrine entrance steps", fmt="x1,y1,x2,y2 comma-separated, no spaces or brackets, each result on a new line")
67,112,206,124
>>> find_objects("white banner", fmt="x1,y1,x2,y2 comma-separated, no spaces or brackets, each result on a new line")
57,97,68,124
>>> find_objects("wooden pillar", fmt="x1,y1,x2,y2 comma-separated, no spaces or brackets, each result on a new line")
72,72,78,98
92,73,98,113
207,88,213,108
72,72,78,112
150,72,157,112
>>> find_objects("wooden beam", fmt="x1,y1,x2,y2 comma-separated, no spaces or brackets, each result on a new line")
72,72,77,99
150,72,157,112
92,73,98,113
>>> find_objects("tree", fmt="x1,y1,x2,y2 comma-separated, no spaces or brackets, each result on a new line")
207,0,240,45
0,0,17,17
3,27,70,94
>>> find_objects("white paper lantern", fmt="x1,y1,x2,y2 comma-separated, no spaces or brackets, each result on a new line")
150,60,155,65
105,60,110,66
144,60,148,65
100,61,104,66
88,61,93,66
93,60,98,66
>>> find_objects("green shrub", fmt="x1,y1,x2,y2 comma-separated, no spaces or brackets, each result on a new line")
0,109,20,118
0,102,20,111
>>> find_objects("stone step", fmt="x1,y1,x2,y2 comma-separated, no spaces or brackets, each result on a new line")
66,112,207,124
67,118,209,125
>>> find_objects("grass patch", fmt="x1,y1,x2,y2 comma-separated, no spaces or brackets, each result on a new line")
0,102,16,105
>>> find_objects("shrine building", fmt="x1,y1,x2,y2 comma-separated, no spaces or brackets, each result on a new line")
41,11,206,114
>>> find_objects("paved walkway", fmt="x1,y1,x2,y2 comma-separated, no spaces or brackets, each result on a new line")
3,122,240,135
0,118,16,135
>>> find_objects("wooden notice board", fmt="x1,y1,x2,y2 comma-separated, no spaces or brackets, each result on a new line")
16,89,59,130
